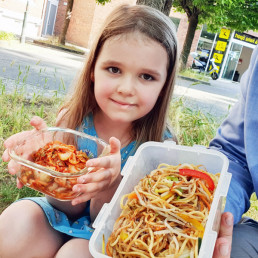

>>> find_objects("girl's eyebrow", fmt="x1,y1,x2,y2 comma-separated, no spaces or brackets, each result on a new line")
101,60,121,66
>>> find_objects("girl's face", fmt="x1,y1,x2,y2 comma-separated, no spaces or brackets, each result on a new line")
93,32,168,125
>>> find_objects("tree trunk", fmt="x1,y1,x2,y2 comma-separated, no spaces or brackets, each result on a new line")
59,0,74,45
136,0,173,16
179,15,198,71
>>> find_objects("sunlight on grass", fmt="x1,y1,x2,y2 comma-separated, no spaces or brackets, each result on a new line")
179,69,210,82
0,66,63,213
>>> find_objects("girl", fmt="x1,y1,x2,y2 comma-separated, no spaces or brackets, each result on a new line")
0,4,178,257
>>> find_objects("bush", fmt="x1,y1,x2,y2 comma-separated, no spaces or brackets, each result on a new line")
0,31,17,41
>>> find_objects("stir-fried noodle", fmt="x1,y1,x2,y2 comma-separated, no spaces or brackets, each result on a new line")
106,163,219,258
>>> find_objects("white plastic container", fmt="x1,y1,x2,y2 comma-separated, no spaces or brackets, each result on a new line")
89,141,231,258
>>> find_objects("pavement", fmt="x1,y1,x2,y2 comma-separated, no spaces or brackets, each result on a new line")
0,39,240,118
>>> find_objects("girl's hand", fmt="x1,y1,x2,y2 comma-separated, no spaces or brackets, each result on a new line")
71,137,121,206
2,116,47,188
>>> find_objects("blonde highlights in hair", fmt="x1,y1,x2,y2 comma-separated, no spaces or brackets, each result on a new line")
58,4,178,145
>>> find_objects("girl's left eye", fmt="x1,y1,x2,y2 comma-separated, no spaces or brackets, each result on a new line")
141,74,154,81
108,67,120,74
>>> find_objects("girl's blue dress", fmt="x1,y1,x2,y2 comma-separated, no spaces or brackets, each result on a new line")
20,113,137,240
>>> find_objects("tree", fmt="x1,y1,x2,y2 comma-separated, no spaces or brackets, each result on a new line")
171,0,258,70
96,0,258,70
59,0,74,45
96,0,173,16
136,0,173,16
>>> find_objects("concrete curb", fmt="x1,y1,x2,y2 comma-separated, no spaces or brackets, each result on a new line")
0,39,20,48
32,40,85,55
177,75,210,85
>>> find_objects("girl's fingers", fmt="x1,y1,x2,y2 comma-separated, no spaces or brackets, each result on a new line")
3,116,47,160
3,131,31,149
16,178,24,189
8,160,21,175
2,117,48,176
30,116,47,130
77,168,111,184
86,137,121,169
86,156,111,170
2,149,11,162
71,180,110,205
71,137,122,206
109,137,121,154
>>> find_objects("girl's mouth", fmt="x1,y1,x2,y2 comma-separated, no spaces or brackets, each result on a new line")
111,99,135,108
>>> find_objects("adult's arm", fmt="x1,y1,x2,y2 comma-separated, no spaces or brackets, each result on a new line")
209,46,258,224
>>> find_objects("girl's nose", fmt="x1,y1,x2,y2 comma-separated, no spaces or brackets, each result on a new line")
116,75,135,95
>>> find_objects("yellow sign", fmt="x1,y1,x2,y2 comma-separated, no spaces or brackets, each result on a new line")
234,32,258,45
215,41,227,51
219,28,231,39
213,53,224,64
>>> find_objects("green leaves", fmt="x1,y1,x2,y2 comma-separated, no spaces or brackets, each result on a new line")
173,0,258,33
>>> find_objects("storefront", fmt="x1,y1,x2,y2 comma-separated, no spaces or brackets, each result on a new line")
195,27,258,82
219,32,258,82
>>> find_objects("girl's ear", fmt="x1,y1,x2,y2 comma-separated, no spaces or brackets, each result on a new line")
90,71,94,82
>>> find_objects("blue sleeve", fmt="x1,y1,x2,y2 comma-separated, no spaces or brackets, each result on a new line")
209,46,258,224
163,126,177,142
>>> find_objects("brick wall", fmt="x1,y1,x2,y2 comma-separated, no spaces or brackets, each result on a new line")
57,0,136,48
66,0,96,47
54,0,68,36
188,28,201,67
169,8,202,67
54,0,201,68
88,0,136,48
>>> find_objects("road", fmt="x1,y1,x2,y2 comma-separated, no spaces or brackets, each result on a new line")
174,77,240,118
0,42,240,118
0,42,83,96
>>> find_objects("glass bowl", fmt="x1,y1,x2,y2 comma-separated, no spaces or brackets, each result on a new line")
9,127,109,200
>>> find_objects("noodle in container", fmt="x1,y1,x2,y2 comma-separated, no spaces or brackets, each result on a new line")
89,141,231,258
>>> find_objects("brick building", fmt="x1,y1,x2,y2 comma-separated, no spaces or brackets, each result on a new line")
0,0,199,67
0,0,46,38
53,0,198,66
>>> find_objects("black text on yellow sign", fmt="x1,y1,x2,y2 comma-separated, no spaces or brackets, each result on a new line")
213,53,224,64
219,28,231,40
215,41,228,52
234,32,258,46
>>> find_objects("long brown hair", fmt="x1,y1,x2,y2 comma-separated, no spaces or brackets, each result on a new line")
58,4,178,145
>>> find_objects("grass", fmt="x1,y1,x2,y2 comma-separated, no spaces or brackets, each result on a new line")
0,68,63,213
169,97,221,146
0,63,257,220
0,31,17,41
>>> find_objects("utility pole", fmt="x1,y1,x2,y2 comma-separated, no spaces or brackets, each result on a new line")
20,0,30,44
